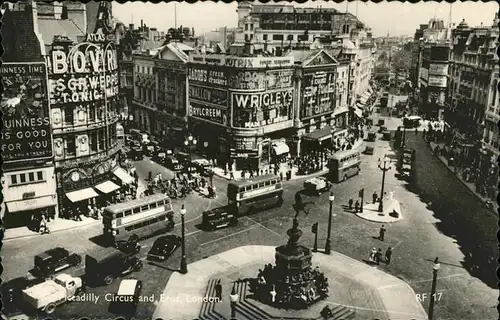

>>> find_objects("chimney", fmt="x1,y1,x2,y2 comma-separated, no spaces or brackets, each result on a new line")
141,19,144,30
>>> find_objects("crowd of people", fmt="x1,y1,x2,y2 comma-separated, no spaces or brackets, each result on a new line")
251,264,329,308
143,171,217,199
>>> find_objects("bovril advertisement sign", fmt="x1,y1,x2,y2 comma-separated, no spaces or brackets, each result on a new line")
1,62,53,162
48,39,119,105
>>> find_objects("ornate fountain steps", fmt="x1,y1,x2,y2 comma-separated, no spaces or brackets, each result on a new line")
234,281,276,320
198,278,225,320
313,306,356,320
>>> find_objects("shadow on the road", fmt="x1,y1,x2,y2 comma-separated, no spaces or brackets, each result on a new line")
147,261,180,273
393,133,498,289
89,234,113,248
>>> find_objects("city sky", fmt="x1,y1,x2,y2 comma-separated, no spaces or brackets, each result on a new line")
112,1,498,37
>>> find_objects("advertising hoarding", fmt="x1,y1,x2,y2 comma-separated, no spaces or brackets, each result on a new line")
232,89,294,110
266,70,294,90
300,72,336,119
48,40,119,106
188,67,227,86
189,103,227,125
419,67,429,81
1,62,53,162
190,54,294,68
228,71,267,90
428,75,447,88
189,85,228,106
428,64,448,76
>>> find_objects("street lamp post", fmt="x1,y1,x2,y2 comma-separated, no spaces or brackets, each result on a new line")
428,257,440,320
184,135,197,163
402,126,407,148
377,156,392,212
179,204,188,274
324,192,335,254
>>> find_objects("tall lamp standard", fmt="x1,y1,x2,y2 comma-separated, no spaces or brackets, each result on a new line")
402,125,407,148
179,204,188,274
377,156,392,212
428,257,440,320
324,192,335,254
184,135,197,162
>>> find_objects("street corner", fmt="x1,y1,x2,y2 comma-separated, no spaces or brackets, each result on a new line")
355,199,403,223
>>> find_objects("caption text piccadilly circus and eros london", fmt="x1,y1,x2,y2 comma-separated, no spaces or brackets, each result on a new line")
68,292,221,304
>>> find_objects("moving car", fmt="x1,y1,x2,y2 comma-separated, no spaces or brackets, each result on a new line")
363,146,375,155
367,131,377,142
403,116,422,128
202,207,238,231
85,251,143,286
22,274,83,314
109,279,142,316
147,235,181,261
303,177,331,195
33,247,82,278
382,131,391,141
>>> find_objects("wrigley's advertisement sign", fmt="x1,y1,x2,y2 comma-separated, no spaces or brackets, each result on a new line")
232,89,294,110
1,62,53,162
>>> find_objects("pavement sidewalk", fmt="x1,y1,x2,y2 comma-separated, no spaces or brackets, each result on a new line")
212,139,365,182
153,245,427,320
428,141,498,214
3,175,149,241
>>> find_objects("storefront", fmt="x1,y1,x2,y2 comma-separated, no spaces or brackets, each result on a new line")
2,166,58,228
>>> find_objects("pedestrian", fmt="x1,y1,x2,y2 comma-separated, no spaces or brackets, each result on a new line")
214,279,222,301
385,247,392,265
379,224,386,241
280,171,284,181
229,171,234,180
354,200,360,213
270,285,277,303
372,192,378,204
374,248,383,265
39,215,50,234
148,171,152,181
250,170,254,178
241,170,245,179
415,127,418,135
369,247,377,262
348,198,353,210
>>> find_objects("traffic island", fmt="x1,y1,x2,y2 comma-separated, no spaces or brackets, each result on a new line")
356,198,403,223
153,245,426,320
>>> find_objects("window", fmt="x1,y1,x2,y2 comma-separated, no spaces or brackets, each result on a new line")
245,24,249,31
20,174,26,183
125,210,132,216
273,34,284,41
133,207,140,213
10,175,17,185
88,106,96,122
263,34,268,41
89,131,98,152
158,215,166,221
64,107,74,124
157,200,165,206
117,212,124,218
66,136,76,156
265,181,271,186
141,205,149,211
28,172,35,182
150,202,157,209
126,226,133,231
250,24,254,30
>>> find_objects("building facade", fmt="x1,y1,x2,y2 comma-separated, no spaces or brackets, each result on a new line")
1,2,58,228
234,2,362,52
448,16,499,152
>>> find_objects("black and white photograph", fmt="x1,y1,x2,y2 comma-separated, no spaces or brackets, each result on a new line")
1,1,498,320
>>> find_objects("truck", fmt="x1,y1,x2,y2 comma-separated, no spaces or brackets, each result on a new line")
22,274,83,314
32,247,82,278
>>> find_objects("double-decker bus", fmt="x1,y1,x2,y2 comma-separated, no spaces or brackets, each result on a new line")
102,194,174,244
327,149,361,183
227,174,284,216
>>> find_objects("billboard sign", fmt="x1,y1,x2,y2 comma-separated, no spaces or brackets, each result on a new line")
428,75,447,88
48,40,119,106
232,89,294,110
429,64,448,76
189,85,228,106
300,72,336,119
189,103,227,125
228,71,266,90
188,67,227,86
266,70,294,90
190,54,294,68
1,62,53,162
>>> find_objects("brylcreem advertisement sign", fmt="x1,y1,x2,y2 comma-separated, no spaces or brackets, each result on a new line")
1,62,53,162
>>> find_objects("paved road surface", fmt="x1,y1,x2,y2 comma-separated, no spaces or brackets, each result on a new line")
2,128,496,320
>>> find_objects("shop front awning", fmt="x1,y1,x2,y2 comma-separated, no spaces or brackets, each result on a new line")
95,180,121,194
356,102,365,109
6,195,57,213
113,167,134,184
303,126,333,142
272,142,290,156
354,109,363,118
66,188,99,203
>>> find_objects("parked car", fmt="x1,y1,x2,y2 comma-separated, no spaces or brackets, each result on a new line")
303,177,331,195
363,146,375,155
32,247,82,278
147,235,181,261
382,131,391,141
108,279,142,316
22,274,83,314
367,131,377,142
85,251,142,286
